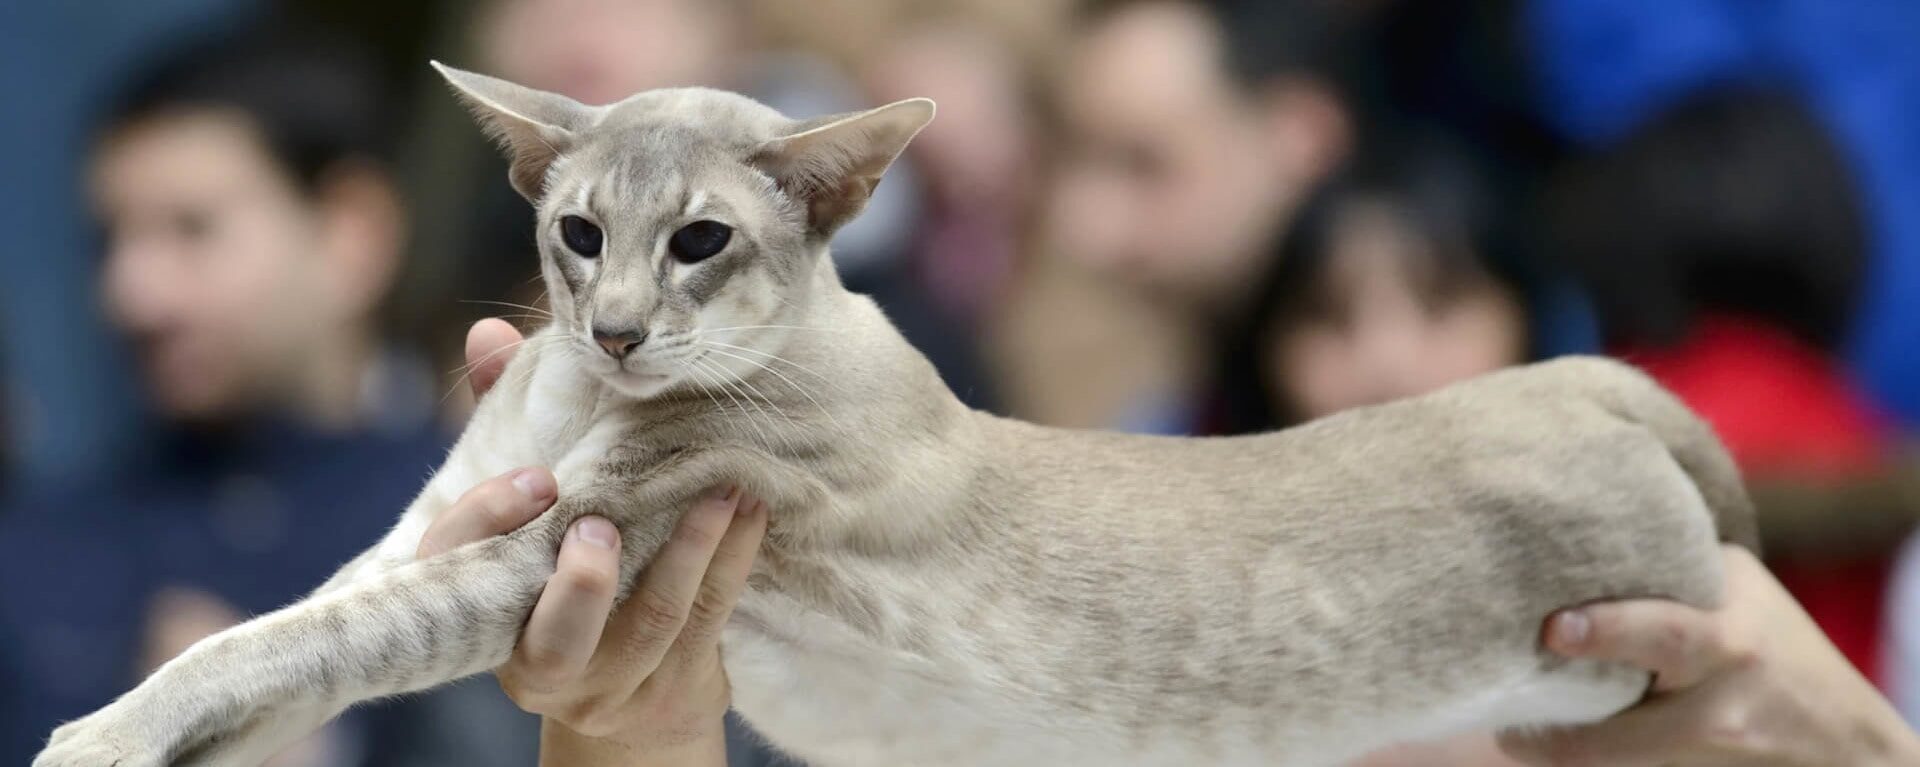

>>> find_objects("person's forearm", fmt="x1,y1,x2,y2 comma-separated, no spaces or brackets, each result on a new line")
539,718,728,767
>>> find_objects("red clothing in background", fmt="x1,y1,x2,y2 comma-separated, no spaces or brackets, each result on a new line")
1620,314,1894,685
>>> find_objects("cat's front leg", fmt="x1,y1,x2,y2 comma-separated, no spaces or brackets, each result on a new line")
33,615,339,767
37,694,348,767
34,524,560,767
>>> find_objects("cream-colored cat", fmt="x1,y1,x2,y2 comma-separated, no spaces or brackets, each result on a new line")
36,64,1755,767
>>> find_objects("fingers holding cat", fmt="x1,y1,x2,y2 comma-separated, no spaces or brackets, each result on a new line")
416,468,767,755
1498,546,1920,766
465,317,524,398
415,467,559,558
446,317,772,760
505,487,766,746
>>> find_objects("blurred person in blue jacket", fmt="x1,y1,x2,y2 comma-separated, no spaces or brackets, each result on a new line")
0,31,538,766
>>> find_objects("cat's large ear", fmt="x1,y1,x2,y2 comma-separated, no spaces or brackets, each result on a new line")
754,98,935,237
432,61,589,202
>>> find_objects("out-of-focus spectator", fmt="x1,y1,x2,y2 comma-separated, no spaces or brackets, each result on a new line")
1527,0,1920,427
1549,89,1904,688
0,31,536,766
863,17,1037,325
1047,0,1347,300
1000,0,1356,433
1219,136,1553,432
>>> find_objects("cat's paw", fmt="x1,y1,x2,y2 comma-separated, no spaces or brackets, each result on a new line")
33,712,170,767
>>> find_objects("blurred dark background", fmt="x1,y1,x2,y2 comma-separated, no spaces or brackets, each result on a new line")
2,0,1918,764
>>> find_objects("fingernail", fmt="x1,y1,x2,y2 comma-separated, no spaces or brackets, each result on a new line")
1555,610,1591,649
512,468,555,501
704,485,738,504
574,517,617,548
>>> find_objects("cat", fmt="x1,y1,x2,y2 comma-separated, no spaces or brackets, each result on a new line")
35,63,1756,767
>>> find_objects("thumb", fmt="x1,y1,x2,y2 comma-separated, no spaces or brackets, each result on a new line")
465,318,524,399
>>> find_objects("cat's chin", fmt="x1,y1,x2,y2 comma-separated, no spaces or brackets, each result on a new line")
600,370,675,400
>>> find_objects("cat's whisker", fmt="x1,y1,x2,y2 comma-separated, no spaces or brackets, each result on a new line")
446,337,531,377
509,339,563,387
710,356,808,439
696,343,847,433
691,356,778,452
690,325,844,336
458,299,554,318
710,361,804,454
695,340,845,391
439,335,555,404
678,358,740,423
698,355,804,454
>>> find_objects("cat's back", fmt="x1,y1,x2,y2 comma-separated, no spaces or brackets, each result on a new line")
978,356,1728,645
986,357,1716,546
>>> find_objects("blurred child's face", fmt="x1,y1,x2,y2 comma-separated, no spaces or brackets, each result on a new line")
1049,2,1309,307
92,111,339,422
1268,202,1525,421
480,0,735,105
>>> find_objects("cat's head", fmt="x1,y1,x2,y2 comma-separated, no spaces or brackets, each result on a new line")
434,63,932,399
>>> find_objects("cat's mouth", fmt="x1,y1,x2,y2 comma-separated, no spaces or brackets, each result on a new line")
574,334,704,399
577,342,680,398
602,369,675,398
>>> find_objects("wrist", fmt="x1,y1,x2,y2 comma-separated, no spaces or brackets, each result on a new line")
539,718,728,767
633,728,728,767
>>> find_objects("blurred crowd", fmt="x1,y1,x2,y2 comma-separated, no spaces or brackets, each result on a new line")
2,0,1919,764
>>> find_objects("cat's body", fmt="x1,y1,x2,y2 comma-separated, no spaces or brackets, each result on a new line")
713,294,1734,767
37,67,1751,767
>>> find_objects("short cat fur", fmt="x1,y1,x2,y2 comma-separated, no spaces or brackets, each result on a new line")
36,64,1754,767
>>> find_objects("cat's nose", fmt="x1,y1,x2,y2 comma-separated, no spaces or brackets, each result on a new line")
592,326,649,360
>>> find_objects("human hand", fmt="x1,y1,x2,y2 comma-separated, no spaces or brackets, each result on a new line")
1499,546,1920,766
417,319,769,765
462,317,524,400
417,471,764,763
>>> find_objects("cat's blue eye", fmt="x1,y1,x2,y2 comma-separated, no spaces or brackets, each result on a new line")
669,220,732,264
559,215,602,257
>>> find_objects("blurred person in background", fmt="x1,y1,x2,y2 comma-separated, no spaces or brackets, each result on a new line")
1527,0,1920,430
451,0,996,414
1005,0,1354,434
0,30,538,766
862,16,1038,327
1218,135,1554,433
1550,90,1909,692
